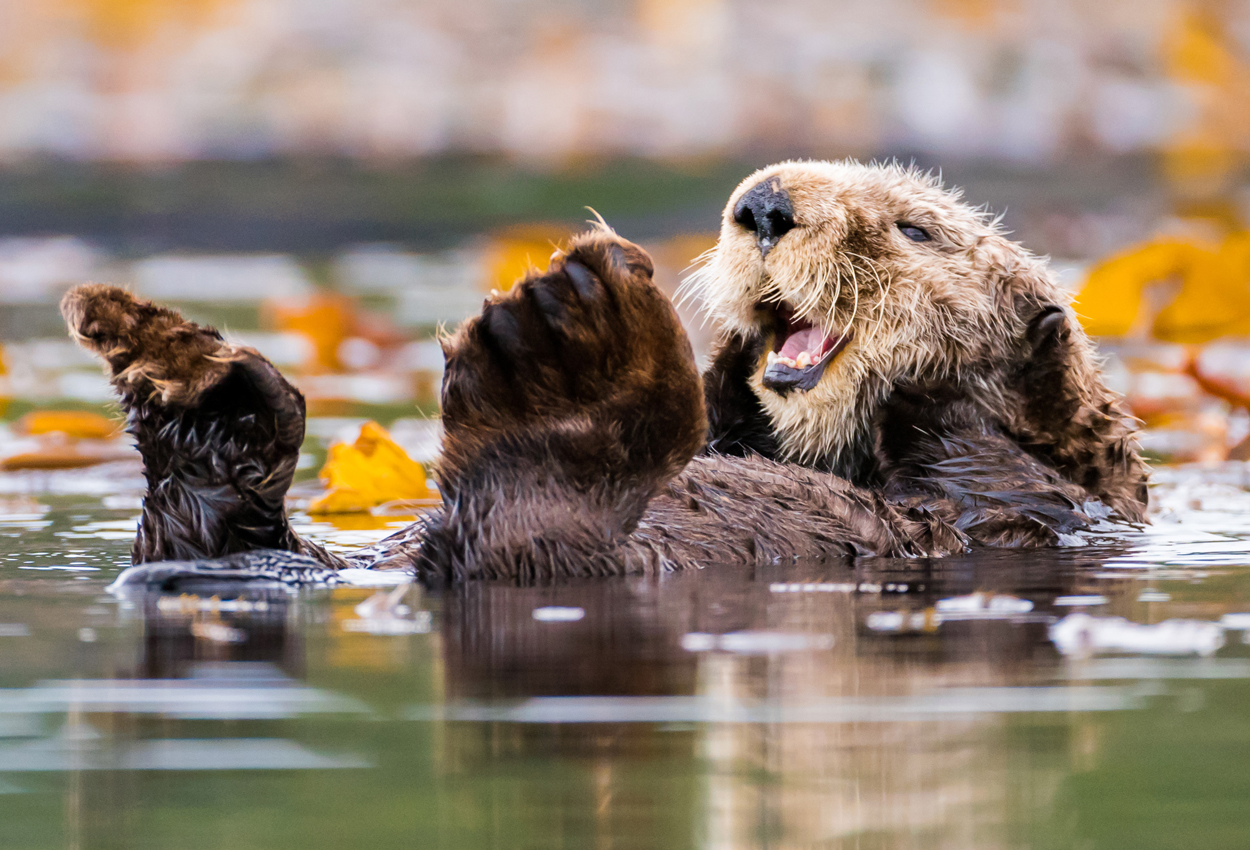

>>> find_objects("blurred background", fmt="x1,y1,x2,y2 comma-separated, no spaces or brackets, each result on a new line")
2,0,1250,473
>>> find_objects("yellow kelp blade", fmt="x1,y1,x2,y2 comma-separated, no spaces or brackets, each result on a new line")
1073,239,1201,337
483,225,570,292
16,411,121,440
265,294,355,373
308,421,436,514
1154,232,1250,343
0,344,8,418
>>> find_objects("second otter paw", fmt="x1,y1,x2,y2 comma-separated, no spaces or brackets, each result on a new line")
439,229,706,491
61,284,235,407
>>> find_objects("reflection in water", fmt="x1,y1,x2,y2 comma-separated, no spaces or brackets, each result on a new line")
1,476,1250,846
414,553,1250,848
137,586,305,681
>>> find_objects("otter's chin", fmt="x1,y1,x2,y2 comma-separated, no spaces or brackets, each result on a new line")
760,305,852,396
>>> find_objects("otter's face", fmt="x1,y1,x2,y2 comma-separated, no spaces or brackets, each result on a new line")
689,160,1058,465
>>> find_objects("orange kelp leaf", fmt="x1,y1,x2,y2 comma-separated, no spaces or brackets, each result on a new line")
265,294,356,373
482,225,570,292
1,446,133,471
1073,239,1203,337
16,411,121,440
1183,354,1250,410
1165,10,1235,85
308,421,435,514
0,344,8,419
1154,232,1250,343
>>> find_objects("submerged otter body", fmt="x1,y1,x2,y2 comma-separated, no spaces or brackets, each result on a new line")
65,161,1149,586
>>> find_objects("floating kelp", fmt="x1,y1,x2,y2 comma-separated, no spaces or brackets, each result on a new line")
307,421,437,514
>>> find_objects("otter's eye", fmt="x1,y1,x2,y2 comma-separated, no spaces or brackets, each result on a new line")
897,223,931,242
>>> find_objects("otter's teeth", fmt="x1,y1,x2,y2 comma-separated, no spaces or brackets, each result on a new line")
766,351,778,366
795,351,811,369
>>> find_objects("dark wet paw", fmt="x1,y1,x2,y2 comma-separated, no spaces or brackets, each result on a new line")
1017,304,1082,434
443,236,659,418
1025,305,1069,355
62,284,232,407
438,230,705,489
64,284,310,564
62,284,304,445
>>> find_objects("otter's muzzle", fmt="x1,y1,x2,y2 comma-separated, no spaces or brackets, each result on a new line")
733,178,796,259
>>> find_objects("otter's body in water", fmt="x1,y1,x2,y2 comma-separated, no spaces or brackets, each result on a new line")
63,161,1148,585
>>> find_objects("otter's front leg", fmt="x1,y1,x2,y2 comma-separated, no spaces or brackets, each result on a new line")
420,230,707,581
877,388,1095,548
61,285,330,566
701,332,781,459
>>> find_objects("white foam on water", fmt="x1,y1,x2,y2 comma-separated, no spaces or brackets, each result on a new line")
532,606,585,622
333,568,413,587
681,631,834,654
405,686,1146,725
1050,613,1226,658
1054,595,1108,606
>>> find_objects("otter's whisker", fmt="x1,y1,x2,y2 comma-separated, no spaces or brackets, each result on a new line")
846,251,894,343
676,267,714,326
675,246,720,311
842,257,862,334
843,253,876,321
826,261,843,319
794,264,826,322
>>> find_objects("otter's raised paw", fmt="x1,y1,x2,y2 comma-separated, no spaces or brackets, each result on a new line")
62,284,231,407
63,284,308,563
438,230,706,493
61,284,304,449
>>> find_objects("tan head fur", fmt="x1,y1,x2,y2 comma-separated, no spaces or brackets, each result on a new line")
687,159,1121,473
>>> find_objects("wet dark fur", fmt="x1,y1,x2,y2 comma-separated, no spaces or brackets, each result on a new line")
61,285,344,569
64,228,1147,585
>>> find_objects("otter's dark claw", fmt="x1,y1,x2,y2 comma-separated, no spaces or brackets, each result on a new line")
482,302,526,355
530,282,569,325
1026,305,1068,354
564,260,602,301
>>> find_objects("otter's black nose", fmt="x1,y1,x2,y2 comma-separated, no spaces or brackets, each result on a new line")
733,178,795,258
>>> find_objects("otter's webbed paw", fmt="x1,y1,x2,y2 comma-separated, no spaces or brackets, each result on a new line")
62,285,310,564
702,332,781,459
439,231,705,495
429,231,706,581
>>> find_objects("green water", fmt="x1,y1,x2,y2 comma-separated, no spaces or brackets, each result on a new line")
2,467,1250,849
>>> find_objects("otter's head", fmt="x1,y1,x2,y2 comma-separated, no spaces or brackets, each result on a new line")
689,159,1080,467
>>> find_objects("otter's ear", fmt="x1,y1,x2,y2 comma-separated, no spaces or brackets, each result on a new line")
1025,305,1070,357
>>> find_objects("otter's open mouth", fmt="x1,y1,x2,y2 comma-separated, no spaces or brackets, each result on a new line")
761,304,852,395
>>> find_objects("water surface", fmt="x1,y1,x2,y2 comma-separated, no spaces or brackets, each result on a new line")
2,464,1250,849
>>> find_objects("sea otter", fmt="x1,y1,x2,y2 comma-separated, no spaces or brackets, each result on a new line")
62,160,1149,586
